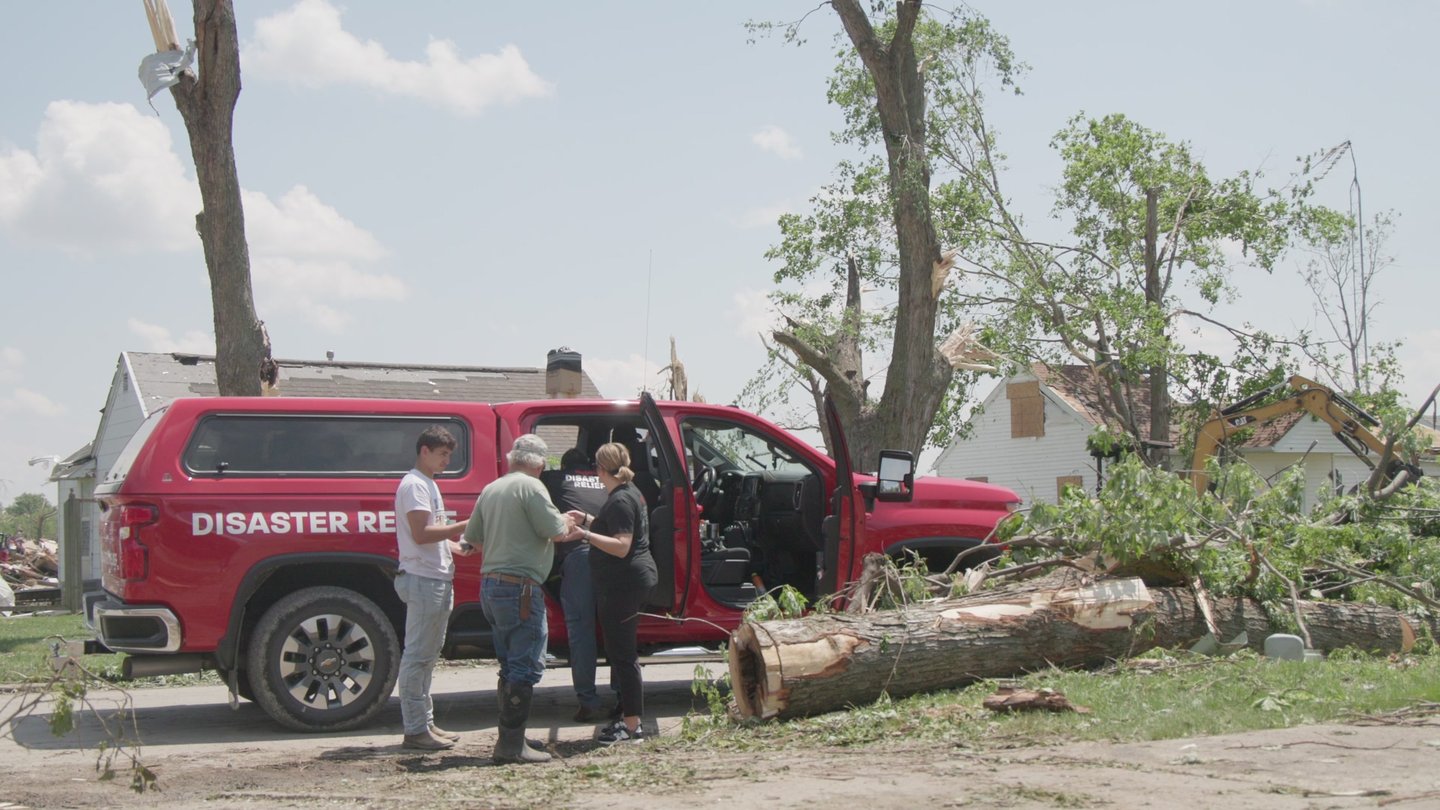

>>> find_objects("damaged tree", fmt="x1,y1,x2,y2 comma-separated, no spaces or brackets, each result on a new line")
728,450,1440,722
728,572,1429,722
753,1,1012,463
143,0,268,396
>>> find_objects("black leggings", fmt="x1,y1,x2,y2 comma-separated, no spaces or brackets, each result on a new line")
595,584,645,719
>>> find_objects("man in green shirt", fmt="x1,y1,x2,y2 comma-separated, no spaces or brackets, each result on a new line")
465,433,579,765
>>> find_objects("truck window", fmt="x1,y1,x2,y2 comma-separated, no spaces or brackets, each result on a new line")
182,415,469,477
683,418,808,476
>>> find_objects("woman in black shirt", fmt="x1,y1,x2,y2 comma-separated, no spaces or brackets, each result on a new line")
568,441,657,744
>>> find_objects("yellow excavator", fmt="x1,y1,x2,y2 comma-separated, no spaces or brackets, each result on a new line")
1189,375,1423,496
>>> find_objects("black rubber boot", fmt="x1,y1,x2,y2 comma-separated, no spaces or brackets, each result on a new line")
493,680,550,765
495,678,548,752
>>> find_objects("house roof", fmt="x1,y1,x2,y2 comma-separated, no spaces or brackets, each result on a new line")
1235,411,1305,448
47,441,95,482
1031,363,1180,443
1233,410,1440,457
124,352,603,414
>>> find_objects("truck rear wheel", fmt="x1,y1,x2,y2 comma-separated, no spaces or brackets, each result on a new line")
246,586,399,732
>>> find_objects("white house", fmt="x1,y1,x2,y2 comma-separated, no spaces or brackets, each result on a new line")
932,364,1438,511
51,351,602,589
931,365,1157,505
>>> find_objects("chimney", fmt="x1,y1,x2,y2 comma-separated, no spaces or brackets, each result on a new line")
546,347,582,399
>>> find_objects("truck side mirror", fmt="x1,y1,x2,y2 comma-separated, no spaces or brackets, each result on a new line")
875,450,914,502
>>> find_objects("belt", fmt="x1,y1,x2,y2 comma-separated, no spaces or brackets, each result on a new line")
484,572,541,587
484,572,541,621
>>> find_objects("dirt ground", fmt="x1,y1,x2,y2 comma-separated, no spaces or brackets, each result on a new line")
4,660,1440,809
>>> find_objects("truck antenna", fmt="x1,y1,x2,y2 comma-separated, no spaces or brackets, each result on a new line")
642,249,653,394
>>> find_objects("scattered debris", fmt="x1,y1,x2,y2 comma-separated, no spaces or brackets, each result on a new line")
1,537,61,611
982,686,1090,714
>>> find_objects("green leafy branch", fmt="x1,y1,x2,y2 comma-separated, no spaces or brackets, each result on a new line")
0,636,157,793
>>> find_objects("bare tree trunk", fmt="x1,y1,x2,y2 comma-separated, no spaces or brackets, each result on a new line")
728,578,1428,721
170,0,265,396
1144,188,1169,468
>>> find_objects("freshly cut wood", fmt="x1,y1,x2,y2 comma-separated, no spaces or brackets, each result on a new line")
727,577,1434,721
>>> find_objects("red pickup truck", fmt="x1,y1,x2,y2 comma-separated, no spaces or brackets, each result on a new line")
91,393,1019,731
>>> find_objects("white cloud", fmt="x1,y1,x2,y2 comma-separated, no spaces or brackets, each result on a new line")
244,186,386,261
0,101,198,254
581,354,655,400
251,255,408,332
242,186,404,331
128,319,214,354
752,125,802,160
242,185,404,330
245,0,554,117
0,100,406,333
736,202,793,230
728,288,777,340
0,389,65,418
0,347,22,383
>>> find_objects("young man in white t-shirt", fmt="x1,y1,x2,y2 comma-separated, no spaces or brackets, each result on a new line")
394,425,473,751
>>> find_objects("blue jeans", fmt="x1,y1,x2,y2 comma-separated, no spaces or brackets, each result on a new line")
559,546,598,707
394,572,453,735
481,575,548,686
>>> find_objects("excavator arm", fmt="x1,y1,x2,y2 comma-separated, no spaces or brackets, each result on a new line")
1189,376,1416,496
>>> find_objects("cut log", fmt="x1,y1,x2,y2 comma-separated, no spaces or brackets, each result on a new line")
727,577,1434,721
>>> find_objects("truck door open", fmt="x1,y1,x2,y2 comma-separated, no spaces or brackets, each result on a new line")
640,392,687,612
820,393,864,598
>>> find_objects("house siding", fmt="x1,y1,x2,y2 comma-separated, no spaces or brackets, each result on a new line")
938,372,1440,513
1239,451,1372,513
934,387,1095,505
1235,413,1379,510
94,361,147,487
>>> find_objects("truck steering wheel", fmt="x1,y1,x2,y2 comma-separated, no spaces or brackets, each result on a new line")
693,463,716,509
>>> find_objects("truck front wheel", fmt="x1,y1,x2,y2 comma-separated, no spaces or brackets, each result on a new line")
246,586,399,732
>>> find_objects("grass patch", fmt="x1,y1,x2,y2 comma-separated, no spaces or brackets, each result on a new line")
413,652,1440,803
0,613,113,684
0,612,219,688
670,649,1440,753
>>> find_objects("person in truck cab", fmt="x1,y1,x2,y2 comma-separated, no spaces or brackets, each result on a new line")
394,425,473,752
464,434,580,765
543,445,610,723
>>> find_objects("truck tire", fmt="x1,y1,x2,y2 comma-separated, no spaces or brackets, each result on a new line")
246,586,399,732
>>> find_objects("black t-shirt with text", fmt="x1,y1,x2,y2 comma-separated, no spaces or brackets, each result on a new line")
547,465,608,565
589,482,657,589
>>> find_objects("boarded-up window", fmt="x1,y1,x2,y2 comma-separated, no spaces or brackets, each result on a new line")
966,476,989,483
1008,381,1044,438
1057,475,1084,499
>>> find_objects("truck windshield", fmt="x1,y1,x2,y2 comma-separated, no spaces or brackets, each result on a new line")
683,418,807,475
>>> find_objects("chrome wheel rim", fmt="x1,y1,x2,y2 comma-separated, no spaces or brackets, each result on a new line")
278,612,374,709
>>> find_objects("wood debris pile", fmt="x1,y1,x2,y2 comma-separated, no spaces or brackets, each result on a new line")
1,537,60,592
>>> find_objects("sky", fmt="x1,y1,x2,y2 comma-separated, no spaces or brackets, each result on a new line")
1,1,1436,503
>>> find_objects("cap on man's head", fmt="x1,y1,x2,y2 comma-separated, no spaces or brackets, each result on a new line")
512,434,548,456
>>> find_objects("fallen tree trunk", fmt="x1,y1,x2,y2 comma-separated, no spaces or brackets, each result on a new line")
727,577,1434,721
